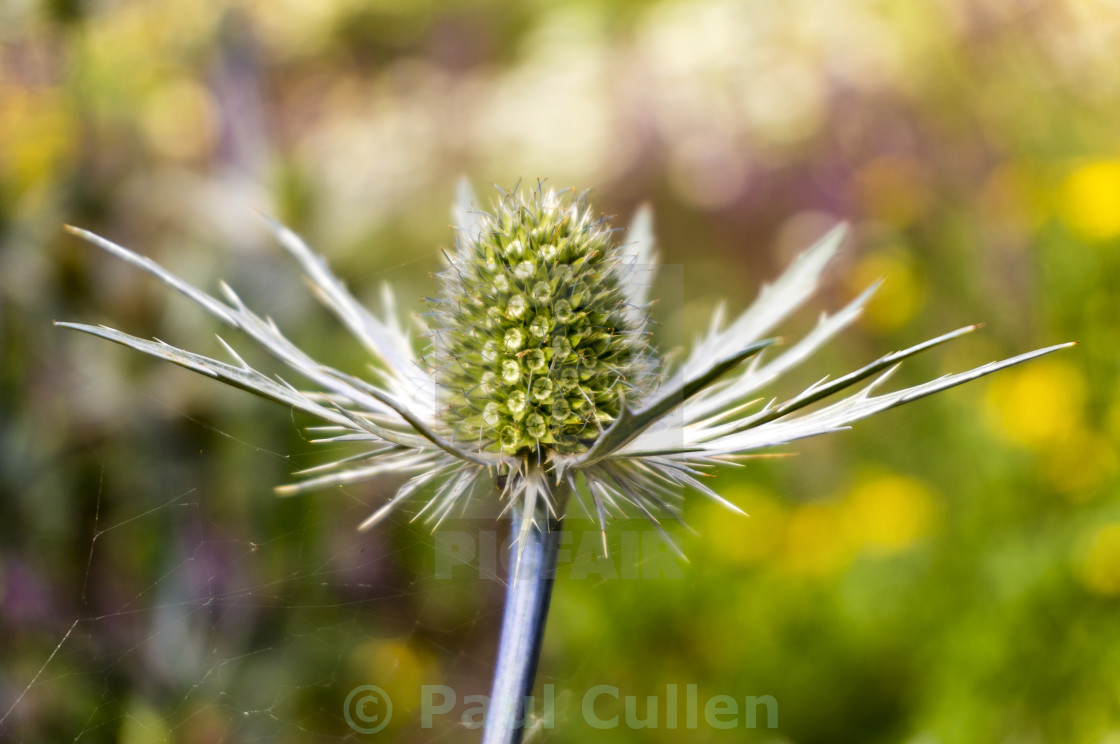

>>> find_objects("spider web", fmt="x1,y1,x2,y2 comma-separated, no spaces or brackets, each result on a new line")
3,420,507,743
1,347,693,744
0,419,685,743
1,245,705,743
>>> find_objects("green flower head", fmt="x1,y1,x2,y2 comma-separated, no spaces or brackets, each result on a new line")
430,186,654,456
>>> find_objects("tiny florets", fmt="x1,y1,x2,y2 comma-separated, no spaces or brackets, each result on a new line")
429,186,652,456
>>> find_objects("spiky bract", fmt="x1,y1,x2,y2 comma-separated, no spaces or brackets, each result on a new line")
429,187,652,456
57,181,1071,540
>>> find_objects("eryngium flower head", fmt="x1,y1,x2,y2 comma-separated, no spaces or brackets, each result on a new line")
431,187,653,455
57,181,1072,550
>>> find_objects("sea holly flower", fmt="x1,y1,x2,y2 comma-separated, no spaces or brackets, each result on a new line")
57,182,1071,743
57,182,1069,546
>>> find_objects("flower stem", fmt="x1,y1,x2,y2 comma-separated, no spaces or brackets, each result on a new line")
481,510,562,744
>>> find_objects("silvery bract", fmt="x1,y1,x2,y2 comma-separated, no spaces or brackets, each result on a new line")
58,182,1071,553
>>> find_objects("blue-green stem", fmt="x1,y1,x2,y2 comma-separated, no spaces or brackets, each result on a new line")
481,510,562,744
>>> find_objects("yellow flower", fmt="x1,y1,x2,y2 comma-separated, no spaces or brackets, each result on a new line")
1061,159,1120,242
843,471,937,554
1076,523,1120,596
984,359,1085,449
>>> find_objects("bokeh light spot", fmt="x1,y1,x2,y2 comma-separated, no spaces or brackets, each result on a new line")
848,249,923,332
1076,523,1120,596
141,78,218,162
779,501,852,577
843,471,938,554
855,156,931,227
1062,159,1120,242
983,359,1085,449
350,638,430,717
1044,429,1117,499
699,484,787,565
0,88,74,193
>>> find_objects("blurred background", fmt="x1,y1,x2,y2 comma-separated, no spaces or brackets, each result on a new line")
2,0,1120,742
